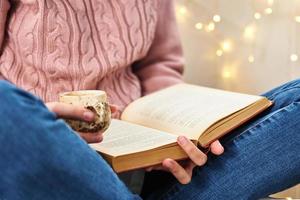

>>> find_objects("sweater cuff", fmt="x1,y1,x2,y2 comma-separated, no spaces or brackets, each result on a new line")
142,76,184,96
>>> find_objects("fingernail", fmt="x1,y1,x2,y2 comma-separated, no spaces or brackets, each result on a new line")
146,167,153,172
83,111,94,121
178,136,187,145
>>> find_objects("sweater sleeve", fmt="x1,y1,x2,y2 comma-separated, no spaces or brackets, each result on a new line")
132,0,184,95
0,0,10,80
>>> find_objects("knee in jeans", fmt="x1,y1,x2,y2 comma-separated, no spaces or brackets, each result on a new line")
0,81,39,109
0,81,17,99
279,79,300,91
268,79,300,101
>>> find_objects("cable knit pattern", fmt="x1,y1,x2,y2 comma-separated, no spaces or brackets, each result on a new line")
0,0,184,117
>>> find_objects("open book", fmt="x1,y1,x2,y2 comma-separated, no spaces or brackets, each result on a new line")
90,84,272,173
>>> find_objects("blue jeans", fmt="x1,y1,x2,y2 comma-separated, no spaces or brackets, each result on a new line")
0,80,299,200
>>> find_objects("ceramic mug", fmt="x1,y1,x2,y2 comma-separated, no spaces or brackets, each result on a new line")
59,90,111,133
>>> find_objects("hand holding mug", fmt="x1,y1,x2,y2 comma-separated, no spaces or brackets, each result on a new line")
46,90,115,143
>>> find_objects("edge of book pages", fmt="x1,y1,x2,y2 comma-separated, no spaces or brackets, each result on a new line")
198,97,272,147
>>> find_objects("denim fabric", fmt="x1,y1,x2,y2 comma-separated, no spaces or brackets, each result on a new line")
0,80,299,200
0,81,140,200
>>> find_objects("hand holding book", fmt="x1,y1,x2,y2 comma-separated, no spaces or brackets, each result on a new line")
145,136,224,184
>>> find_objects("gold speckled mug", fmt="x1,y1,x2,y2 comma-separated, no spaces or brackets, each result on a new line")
59,90,111,133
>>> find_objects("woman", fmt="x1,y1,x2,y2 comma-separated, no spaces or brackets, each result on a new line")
0,0,299,199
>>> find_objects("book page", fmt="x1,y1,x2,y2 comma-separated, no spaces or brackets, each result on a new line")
89,119,177,157
121,84,263,140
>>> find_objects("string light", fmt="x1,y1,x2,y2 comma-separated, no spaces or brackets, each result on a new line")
221,63,238,80
295,16,300,23
248,55,255,63
290,54,298,62
221,40,233,52
254,12,262,20
176,5,189,22
195,22,203,30
267,0,274,6
213,15,221,23
205,22,215,32
175,1,300,94
178,6,187,15
244,24,256,40
216,49,223,57
264,8,273,15
222,68,232,79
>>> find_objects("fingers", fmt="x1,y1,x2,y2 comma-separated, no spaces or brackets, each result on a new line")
164,135,207,185
177,136,207,166
147,138,224,185
110,104,118,113
46,102,95,122
210,140,224,155
46,102,118,122
163,159,191,184
79,132,103,143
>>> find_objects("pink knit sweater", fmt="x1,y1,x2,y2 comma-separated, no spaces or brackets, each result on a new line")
0,0,184,117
